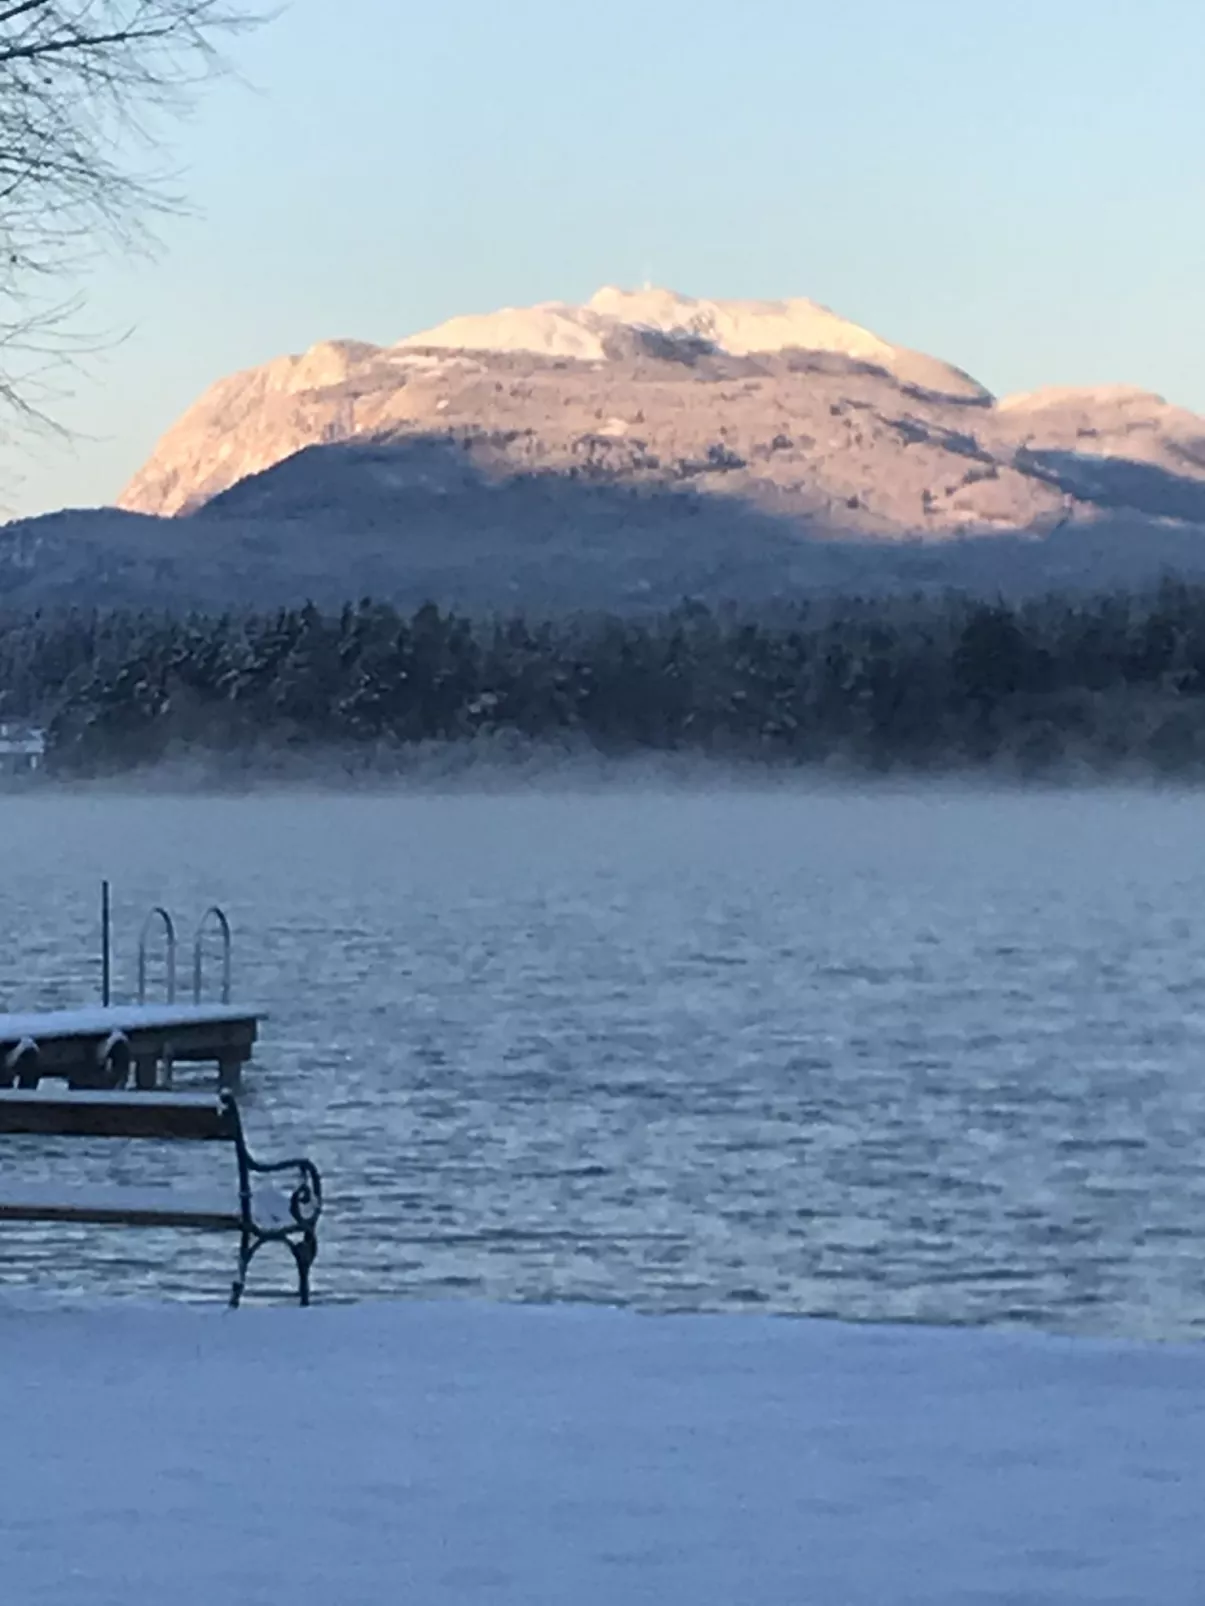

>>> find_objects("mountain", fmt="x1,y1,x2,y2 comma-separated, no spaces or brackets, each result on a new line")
6,287,1205,614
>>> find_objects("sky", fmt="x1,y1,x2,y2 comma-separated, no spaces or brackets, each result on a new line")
4,0,1205,517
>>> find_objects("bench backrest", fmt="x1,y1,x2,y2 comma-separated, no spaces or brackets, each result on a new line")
0,1089,236,1141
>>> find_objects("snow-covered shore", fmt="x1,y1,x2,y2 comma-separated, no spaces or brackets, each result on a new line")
2,1297,1201,1604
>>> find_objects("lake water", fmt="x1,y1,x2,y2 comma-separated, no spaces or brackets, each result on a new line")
1,781,1204,1341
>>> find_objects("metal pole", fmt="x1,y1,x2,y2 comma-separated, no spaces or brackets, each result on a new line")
101,879,111,1007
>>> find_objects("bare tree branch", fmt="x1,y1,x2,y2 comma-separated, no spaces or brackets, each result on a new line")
0,0,268,451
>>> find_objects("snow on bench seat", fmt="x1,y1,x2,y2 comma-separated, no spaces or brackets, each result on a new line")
0,1089,221,1109
0,1182,295,1231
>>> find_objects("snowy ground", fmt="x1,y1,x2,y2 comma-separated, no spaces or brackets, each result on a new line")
2,1297,1203,1605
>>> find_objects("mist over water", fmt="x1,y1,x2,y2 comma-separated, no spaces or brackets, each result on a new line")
1,777,1204,1341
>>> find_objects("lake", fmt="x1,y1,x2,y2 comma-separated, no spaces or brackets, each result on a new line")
1,780,1204,1341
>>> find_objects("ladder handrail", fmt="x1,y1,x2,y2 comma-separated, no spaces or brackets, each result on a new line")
136,906,177,1005
192,904,232,1005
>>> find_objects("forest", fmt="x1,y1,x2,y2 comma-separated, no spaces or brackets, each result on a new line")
6,582,1205,776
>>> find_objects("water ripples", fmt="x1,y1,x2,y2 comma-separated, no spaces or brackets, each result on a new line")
0,784,1203,1340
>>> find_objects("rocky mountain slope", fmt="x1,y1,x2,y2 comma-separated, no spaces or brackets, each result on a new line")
118,287,1205,539
4,287,1205,614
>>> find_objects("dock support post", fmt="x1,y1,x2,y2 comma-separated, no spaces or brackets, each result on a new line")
101,880,111,1008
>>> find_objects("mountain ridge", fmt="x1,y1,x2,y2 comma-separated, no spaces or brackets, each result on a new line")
116,285,1205,544
5,286,1205,615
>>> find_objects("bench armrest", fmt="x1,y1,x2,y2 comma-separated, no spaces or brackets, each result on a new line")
218,1091,322,1238
243,1152,323,1233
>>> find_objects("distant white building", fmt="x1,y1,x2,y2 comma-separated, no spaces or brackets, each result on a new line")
0,722,46,774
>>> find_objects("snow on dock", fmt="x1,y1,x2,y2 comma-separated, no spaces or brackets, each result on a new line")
0,1003,262,1089
0,1003,261,1037
1,1297,1202,1605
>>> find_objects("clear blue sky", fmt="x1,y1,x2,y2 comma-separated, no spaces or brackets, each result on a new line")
8,0,1205,516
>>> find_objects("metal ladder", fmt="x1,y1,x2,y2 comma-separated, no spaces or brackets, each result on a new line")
124,895,235,1088
133,902,234,1007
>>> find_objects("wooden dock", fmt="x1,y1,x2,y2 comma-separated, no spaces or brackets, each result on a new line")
0,1003,262,1092
0,888,263,1092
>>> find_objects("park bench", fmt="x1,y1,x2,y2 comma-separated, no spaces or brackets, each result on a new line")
0,1087,322,1306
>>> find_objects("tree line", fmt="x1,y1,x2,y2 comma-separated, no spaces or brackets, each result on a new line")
7,583,1205,775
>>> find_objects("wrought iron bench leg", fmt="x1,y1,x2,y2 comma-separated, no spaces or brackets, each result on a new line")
230,1230,263,1310
289,1231,317,1307
231,1230,316,1308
